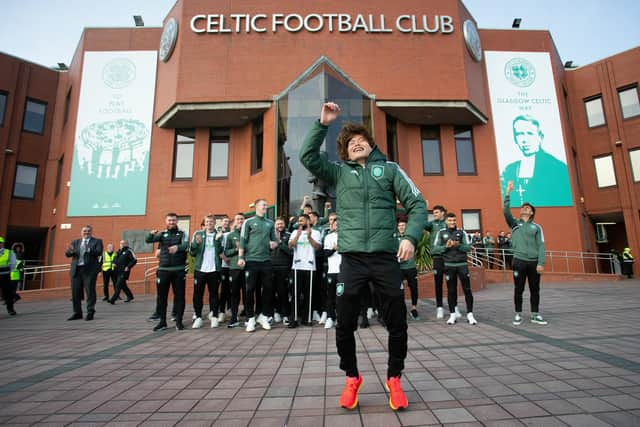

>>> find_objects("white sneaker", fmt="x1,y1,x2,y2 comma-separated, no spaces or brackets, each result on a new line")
324,318,334,329
282,316,289,326
366,307,374,320
436,307,444,320
319,312,328,324
274,312,282,323
513,313,523,326
447,313,457,325
246,316,256,332
467,313,478,325
192,317,203,329
531,314,548,325
257,314,272,330
192,313,197,320
312,311,321,322
454,306,462,319
217,312,225,323
208,311,214,320
210,317,219,328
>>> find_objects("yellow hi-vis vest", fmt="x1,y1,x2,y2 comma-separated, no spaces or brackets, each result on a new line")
11,259,23,280
102,251,116,271
0,249,10,270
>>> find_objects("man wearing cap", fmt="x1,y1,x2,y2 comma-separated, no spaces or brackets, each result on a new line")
504,181,548,326
0,237,17,315
65,225,104,321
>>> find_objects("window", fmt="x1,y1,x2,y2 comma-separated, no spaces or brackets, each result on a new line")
63,88,72,125
251,119,263,174
618,86,640,119
22,98,47,134
173,129,195,180
594,154,616,188
585,96,605,128
209,128,229,179
386,115,398,163
177,216,190,243
55,155,64,197
455,126,477,175
421,126,442,175
461,210,481,233
630,149,640,182
0,91,7,127
13,163,38,199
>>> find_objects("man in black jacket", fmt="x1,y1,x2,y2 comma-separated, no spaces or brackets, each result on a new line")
108,240,137,304
65,225,104,321
145,213,188,331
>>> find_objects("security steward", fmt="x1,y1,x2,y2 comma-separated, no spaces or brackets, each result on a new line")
0,237,17,315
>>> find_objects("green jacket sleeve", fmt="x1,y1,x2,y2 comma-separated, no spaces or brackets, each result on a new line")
424,220,433,232
536,225,546,266
224,234,238,258
299,120,340,186
432,229,445,255
392,164,428,247
459,231,471,253
503,196,517,229
145,232,161,243
190,231,202,256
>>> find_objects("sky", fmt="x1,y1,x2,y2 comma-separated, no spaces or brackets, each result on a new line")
1,0,638,68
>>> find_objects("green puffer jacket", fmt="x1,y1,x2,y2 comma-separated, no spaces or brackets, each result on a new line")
503,196,546,265
425,219,447,257
300,120,427,253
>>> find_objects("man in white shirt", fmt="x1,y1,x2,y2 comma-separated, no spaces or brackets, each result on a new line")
190,215,224,328
288,214,321,328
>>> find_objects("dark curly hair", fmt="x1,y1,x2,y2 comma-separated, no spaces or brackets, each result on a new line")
336,122,374,161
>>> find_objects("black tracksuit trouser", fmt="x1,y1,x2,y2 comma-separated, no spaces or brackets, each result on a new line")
337,253,407,379
432,256,444,307
229,269,245,323
512,258,541,312
325,273,338,320
157,270,185,323
273,268,291,317
445,264,473,313
401,267,418,306
193,271,221,319
245,261,273,318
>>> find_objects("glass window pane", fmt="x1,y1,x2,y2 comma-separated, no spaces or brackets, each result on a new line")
177,217,190,243
209,142,229,178
585,97,605,127
421,139,442,174
462,211,480,231
630,149,640,182
174,143,194,179
619,87,640,119
0,92,7,127
13,164,38,199
455,130,476,175
23,99,47,133
594,155,616,188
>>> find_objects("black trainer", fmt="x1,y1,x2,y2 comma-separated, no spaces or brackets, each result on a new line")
153,322,168,331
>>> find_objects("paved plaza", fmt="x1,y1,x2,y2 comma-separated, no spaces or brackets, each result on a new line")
1,280,640,426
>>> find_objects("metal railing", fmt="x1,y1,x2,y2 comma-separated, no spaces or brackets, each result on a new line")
468,248,617,275
22,256,160,291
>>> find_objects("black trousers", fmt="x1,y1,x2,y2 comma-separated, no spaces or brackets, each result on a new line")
102,269,116,298
273,268,291,316
194,271,221,318
157,270,185,323
229,269,245,323
445,264,473,313
432,256,444,307
245,261,273,318
72,266,98,316
111,272,134,301
291,269,312,322
325,273,338,320
1,274,15,313
219,267,231,312
401,267,418,306
512,258,541,312
312,259,325,313
337,253,407,379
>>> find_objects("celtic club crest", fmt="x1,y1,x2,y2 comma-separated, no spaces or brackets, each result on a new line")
336,283,345,296
504,58,536,88
102,58,136,89
371,165,384,179
159,18,179,63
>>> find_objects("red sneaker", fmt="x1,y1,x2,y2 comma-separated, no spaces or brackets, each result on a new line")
385,376,408,410
339,374,363,409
